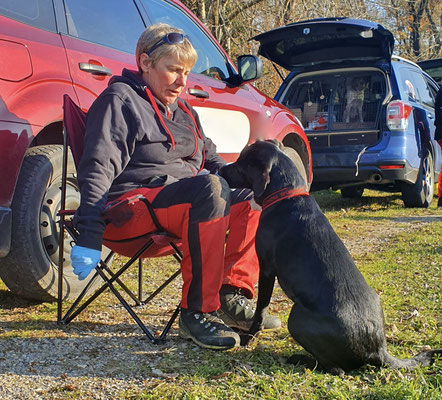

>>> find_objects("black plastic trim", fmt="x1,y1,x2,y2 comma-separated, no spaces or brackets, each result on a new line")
0,207,12,258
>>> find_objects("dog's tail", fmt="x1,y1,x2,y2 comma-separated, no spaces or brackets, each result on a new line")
382,348,441,370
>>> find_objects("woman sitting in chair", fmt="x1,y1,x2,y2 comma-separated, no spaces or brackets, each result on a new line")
71,23,280,350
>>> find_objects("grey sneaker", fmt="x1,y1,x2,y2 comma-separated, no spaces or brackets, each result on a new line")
218,285,281,332
179,309,240,350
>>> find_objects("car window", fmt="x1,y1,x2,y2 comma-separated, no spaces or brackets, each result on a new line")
400,68,434,108
421,65,442,86
425,77,438,101
140,0,231,81
0,0,56,31
410,70,435,108
63,0,145,54
281,71,385,132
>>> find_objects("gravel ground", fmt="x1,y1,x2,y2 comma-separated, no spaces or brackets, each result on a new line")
0,330,191,399
0,214,440,399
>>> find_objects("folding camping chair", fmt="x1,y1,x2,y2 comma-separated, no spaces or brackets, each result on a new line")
57,94,182,344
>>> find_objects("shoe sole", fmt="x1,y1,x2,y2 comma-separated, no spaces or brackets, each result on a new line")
218,311,281,332
228,323,281,332
178,325,239,350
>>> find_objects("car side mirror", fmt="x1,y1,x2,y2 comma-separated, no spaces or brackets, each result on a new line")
238,55,263,83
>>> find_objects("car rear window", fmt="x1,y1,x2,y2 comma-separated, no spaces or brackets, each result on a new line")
281,70,386,132
0,0,56,32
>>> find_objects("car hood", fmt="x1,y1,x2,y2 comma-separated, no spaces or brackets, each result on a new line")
252,18,394,70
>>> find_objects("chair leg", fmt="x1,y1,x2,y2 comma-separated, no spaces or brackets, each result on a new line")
102,265,142,306
155,303,181,344
61,260,134,324
59,270,102,324
138,259,143,302
143,269,181,304
59,251,114,324
95,268,157,343
57,218,66,324
60,237,153,324
58,228,182,343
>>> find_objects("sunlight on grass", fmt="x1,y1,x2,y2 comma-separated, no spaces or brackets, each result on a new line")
0,189,441,399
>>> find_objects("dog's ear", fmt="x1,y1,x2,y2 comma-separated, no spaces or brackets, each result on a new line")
247,161,271,198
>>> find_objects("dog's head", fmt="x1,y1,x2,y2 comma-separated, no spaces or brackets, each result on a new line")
350,77,367,92
220,140,308,202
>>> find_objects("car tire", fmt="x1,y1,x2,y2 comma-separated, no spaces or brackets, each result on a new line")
0,145,102,301
340,186,365,198
401,148,434,208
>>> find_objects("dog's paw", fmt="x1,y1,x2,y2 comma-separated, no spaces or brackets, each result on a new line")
239,333,255,347
328,367,345,376
287,354,318,370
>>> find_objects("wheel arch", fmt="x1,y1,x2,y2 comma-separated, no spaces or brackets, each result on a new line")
281,131,313,188
30,120,64,147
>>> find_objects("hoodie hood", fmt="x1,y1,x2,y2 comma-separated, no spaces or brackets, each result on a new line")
109,68,179,113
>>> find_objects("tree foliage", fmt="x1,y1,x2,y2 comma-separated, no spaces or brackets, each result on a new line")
181,0,441,96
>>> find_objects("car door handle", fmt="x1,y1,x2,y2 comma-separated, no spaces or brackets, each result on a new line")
427,114,434,119
188,88,209,98
78,62,112,76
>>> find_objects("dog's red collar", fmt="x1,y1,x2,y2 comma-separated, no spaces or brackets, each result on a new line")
261,187,309,210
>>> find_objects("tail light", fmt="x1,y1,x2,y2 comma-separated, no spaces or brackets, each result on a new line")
386,101,412,131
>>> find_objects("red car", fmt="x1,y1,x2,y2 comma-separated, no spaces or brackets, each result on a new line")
0,0,311,300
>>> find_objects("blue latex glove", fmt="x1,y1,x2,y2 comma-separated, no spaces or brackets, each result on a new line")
70,245,101,280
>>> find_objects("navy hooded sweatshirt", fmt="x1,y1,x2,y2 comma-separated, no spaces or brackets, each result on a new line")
74,68,225,250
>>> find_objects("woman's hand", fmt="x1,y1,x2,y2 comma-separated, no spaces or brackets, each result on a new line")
70,245,101,280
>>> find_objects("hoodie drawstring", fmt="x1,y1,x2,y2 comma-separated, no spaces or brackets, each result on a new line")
178,100,206,172
144,87,176,150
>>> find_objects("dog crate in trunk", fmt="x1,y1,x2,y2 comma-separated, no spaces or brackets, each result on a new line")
280,69,387,149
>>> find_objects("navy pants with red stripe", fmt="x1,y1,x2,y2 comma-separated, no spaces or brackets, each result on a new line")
103,174,260,313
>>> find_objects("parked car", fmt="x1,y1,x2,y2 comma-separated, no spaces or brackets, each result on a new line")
0,0,311,301
253,18,441,205
418,58,442,86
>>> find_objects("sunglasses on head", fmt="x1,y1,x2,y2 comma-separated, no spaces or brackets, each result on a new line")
145,32,188,56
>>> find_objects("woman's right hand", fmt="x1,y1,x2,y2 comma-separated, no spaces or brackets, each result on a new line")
70,245,101,280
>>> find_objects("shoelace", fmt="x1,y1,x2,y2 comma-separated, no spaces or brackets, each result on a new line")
193,312,221,333
228,291,251,310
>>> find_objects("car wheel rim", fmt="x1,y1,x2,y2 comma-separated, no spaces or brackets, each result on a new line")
422,155,433,202
40,175,79,266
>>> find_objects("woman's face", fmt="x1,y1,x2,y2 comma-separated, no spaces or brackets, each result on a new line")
141,53,191,107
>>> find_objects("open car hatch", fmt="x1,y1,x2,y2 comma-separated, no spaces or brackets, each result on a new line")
252,18,394,70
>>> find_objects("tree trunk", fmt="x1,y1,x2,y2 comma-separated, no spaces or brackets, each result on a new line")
408,0,428,58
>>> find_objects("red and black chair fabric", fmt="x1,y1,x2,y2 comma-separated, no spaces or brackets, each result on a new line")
57,94,182,344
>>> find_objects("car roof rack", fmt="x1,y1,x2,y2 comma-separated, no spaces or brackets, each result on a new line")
391,55,420,69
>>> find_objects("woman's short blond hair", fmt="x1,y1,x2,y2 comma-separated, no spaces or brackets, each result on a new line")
136,23,197,71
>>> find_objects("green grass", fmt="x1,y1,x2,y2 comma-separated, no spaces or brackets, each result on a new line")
0,189,441,399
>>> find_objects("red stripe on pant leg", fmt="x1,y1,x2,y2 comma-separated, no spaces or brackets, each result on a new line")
223,200,260,298
165,205,228,312
193,216,229,312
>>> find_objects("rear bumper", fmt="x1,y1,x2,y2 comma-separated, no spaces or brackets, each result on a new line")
312,161,419,188
0,207,12,257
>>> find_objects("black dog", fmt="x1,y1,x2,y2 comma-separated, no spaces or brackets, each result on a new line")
220,140,440,374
